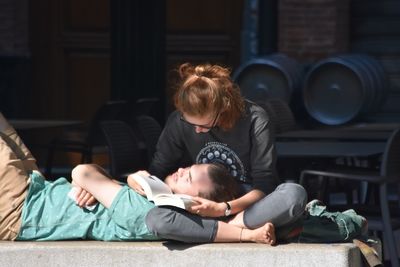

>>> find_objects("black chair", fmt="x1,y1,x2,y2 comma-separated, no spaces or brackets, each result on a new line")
132,98,159,116
263,98,361,200
261,98,305,183
259,98,297,134
300,128,400,267
100,120,143,181
134,115,162,167
45,101,128,178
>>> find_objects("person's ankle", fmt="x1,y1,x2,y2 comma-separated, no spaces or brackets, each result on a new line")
240,228,249,242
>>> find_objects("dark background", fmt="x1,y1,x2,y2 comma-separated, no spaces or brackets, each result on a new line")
1,0,400,165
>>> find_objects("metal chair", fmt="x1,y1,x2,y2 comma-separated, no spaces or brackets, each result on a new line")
300,128,400,267
45,101,128,178
259,98,297,134
132,98,159,116
134,115,162,167
261,98,304,183
100,120,143,181
263,98,365,203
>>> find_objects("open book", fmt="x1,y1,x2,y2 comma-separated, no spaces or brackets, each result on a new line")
131,174,197,210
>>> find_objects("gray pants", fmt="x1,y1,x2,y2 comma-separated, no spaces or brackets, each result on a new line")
145,183,307,243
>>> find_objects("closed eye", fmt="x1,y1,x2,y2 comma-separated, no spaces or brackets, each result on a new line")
188,168,193,184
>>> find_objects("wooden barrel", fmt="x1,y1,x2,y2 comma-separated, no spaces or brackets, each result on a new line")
303,54,388,125
233,53,304,103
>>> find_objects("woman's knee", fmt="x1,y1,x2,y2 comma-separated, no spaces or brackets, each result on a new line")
279,183,308,217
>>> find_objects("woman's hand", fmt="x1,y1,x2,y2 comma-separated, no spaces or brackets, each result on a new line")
127,171,150,196
75,186,98,207
189,196,228,217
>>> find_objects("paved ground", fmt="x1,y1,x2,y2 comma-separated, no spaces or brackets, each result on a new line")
0,241,362,267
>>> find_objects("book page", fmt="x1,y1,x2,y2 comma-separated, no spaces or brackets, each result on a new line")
131,174,172,201
152,194,196,210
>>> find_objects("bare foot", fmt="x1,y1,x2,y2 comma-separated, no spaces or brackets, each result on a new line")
243,222,276,245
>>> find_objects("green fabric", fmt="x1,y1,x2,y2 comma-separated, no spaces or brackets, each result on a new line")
298,200,366,243
17,171,159,241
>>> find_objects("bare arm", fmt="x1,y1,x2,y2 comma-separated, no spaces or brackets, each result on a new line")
190,189,265,217
228,189,265,214
71,164,122,208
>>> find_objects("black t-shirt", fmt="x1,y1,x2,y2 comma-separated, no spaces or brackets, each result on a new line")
149,100,278,194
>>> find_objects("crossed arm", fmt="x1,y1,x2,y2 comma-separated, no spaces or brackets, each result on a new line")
70,164,122,208
71,165,151,208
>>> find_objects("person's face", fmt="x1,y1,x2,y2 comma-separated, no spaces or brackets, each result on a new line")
165,164,213,196
180,112,219,133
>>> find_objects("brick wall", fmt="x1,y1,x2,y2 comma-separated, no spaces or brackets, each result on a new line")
0,0,29,56
278,0,350,63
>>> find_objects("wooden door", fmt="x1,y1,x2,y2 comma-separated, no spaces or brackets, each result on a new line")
165,0,244,113
29,0,111,121
29,0,111,167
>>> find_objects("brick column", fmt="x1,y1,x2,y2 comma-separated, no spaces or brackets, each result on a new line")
278,0,350,63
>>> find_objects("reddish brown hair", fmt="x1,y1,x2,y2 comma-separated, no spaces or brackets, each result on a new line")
173,63,245,130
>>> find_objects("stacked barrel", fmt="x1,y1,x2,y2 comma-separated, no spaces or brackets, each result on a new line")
233,53,388,125
303,54,388,125
233,53,303,104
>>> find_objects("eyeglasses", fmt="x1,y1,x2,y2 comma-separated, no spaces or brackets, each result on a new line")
180,112,219,130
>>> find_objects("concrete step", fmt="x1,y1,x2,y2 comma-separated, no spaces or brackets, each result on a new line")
0,241,365,267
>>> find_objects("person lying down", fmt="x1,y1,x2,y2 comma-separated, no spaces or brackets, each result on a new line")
0,112,367,244
0,113,275,243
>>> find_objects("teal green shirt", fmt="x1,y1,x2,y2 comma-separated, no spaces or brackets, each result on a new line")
17,171,159,241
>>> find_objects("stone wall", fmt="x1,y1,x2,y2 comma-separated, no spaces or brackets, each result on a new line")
278,0,350,63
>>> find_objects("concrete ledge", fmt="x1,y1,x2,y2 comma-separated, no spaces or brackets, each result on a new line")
0,241,363,267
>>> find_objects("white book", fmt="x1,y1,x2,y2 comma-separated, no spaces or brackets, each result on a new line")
131,173,197,210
